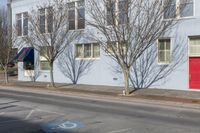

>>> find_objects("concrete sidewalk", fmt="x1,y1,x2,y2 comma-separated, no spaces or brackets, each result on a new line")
0,81,200,107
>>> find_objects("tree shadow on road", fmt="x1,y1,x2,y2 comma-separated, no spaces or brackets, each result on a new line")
0,116,84,133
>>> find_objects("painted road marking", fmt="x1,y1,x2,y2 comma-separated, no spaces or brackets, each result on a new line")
41,120,84,132
25,110,34,120
58,121,77,129
108,128,132,133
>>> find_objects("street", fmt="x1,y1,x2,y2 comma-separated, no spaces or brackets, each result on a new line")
0,89,199,133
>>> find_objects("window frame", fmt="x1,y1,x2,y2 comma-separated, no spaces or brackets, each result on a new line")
39,48,51,71
75,43,100,60
16,12,28,37
163,0,194,20
68,0,85,30
106,0,128,26
157,38,171,65
189,36,200,57
39,7,54,34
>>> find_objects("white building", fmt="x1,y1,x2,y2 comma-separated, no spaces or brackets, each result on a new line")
9,0,200,90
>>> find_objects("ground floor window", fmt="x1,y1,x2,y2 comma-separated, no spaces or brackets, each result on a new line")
40,56,50,70
76,43,100,59
158,39,171,64
39,48,50,70
24,61,34,70
189,36,200,57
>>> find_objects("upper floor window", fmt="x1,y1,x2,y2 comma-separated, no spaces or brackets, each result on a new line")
68,0,85,30
16,12,28,36
106,0,128,25
180,0,193,17
164,0,194,19
158,39,171,64
39,7,53,34
106,0,116,25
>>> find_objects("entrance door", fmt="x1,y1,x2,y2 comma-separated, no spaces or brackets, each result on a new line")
189,57,200,89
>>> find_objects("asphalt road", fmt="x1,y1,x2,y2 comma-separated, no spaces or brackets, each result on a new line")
0,89,200,133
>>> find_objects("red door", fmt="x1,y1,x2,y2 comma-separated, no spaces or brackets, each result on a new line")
189,57,200,89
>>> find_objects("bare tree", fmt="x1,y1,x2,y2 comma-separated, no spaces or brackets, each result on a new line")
129,38,187,89
0,8,18,84
86,0,185,95
58,45,93,84
22,0,82,87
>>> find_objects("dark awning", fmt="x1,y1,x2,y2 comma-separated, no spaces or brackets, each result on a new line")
14,47,34,64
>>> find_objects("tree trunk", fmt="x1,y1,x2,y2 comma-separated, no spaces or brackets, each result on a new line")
50,62,55,87
4,65,9,84
123,67,130,95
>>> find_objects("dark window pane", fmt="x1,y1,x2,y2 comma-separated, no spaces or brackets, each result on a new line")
118,1,128,24
69,21,75,30
76,44,83,58
164,4,176,19
39,9,46,33
23,13,28,36
84,44,91,58
68,10,75,30
93,43,100,58
17,19,22,36
78,8,85,29
106,0,116,25
180,3,193,17
47,7,53,33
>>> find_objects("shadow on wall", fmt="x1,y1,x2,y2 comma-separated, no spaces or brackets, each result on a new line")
0,116,82,133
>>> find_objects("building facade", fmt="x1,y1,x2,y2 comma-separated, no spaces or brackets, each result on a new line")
10,0,200,90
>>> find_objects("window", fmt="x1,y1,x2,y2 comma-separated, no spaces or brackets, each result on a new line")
164,0,194,19
189,37,200,57
16,14,22,36
84,44,92,58
76,44,83,58
16,12,28,36
39,7,53,33
93,43,100,58
47,7,53,33
68,0,85,30
158,39,171,64
118,0,128,24
76,43,100,59
39,47,50,70
39,8,45,33
106,0,127,25
164,0,176,19
68,3,76,30
77,1,85,29
180,0,193,17
24,62,34,70
106,0,116,25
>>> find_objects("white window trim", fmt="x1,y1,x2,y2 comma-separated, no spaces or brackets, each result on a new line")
106,0,127,26
39,52,50,72
157,38,171,65
16,12,28,37
68,0,85,30
189,36,200,57
75,43,100,60
39,7,53,34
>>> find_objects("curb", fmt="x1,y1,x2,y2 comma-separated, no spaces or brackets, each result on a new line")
0,85,200,111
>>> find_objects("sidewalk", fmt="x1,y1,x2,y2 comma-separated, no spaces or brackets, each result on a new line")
0,81,200,108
